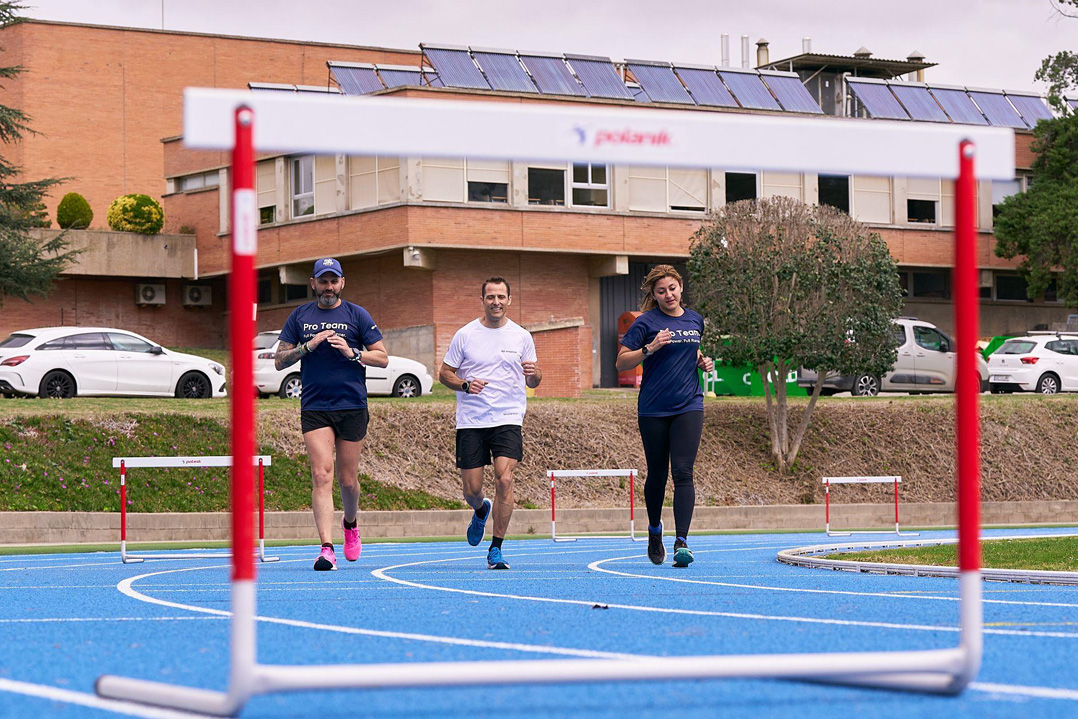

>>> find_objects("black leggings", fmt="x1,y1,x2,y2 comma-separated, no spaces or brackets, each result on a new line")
638,411,704,539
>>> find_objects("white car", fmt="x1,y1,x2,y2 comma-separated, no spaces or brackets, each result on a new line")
254,336,434,399
0,327,227,399
988,333,1078,394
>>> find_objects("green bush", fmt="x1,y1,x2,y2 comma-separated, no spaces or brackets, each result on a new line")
106,193,164,234
56,192,93,229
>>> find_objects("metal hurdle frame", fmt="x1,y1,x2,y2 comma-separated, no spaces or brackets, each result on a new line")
822,475,920,537
549,469,645,542
114,455,279,564
95,88,1011,716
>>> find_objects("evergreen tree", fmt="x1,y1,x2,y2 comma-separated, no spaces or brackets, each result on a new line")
0,1,76,308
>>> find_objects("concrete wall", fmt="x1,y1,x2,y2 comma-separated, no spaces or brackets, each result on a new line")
33,229,196,279
381,324,436,375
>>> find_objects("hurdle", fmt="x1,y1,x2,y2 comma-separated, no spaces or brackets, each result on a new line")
549,469,645,542
113,455,279,563
95,87,1009,716
822,475,919,537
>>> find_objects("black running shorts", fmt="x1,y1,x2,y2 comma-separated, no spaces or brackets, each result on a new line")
301,408,370,442
455,425,524,469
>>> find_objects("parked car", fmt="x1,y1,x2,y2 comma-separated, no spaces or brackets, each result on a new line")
988,333,1078,394
797,317,989,396
0,327,227,399
253,336,434,399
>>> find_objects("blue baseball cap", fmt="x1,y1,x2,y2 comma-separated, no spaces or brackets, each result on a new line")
313,258,343,278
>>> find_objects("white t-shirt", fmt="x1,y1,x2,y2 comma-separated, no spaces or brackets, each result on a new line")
444,318,537,429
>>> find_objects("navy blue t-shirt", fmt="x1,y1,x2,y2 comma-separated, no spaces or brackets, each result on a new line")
279,301,383,411
620,308,704,417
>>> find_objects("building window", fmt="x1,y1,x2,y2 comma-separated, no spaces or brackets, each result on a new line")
1045,278,1062,303
257,276,273,305
466,160,510,204
176,170,220,192
819,175,850,214
996,274,1031,302
468,181,508,203
282,283,310,302
259,206,276,225
726,172,757,203
528,167,565,206
907,199,937,224
912,270,950,299
571,163,609,207
291,155,315,218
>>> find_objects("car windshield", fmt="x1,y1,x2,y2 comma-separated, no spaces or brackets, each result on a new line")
998,340,1036,354
254,332,279,350
0,333,34,349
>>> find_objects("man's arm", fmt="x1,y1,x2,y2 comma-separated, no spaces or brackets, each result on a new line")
521,360,542,388
275,341,304,370
439,362,486,394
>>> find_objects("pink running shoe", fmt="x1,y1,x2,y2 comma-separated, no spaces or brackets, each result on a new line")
342,518,362,562
313,545,337,571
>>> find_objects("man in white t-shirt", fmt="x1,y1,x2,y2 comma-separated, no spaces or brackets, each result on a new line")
439,277,542,570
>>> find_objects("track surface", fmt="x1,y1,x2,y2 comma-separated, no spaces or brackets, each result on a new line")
2,528,1077,718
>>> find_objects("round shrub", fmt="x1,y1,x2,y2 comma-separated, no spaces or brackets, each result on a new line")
106,194,164,234
56,192,93,229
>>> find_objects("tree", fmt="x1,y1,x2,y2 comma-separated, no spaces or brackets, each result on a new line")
994,114,1078,307
688,197,904,474
0,1,76,307
1037,0,1078,114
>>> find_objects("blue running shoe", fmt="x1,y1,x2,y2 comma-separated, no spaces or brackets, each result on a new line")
672,538,694,568
487,545,510,570
467,498,492,546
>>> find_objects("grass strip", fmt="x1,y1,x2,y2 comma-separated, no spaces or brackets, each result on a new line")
831,536,1078,572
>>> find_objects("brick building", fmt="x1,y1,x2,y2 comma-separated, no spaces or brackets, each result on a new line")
0,20,1066,396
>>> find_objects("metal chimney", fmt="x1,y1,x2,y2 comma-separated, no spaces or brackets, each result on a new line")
741,35,749,68
721,33,730,67
756,38,770,68
908,50,926,82
854,46,872,59
802,37,812,54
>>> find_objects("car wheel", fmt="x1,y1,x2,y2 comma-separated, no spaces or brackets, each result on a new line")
175,371,211,399
38,371,76,399
851,375,880,397
278,374,302,399
392,374,421,398
1036,373,1061,395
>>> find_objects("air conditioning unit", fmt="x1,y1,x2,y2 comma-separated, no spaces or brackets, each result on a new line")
135,283,166,306
182,285,212,307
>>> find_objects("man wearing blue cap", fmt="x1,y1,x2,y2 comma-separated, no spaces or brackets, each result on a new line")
276,257,389,571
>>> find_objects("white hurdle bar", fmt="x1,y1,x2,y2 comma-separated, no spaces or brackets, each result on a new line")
549,469,645,542
822,476,919,537
113,456,279,563
95,91,997,717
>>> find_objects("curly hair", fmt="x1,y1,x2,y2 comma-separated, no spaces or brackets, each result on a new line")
639,264,684,312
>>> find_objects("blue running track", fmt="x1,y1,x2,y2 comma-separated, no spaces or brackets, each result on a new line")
2,527,1077,718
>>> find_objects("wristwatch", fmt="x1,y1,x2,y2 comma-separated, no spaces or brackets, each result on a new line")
351,349,363,363
641,344,653,358
460,380,470,393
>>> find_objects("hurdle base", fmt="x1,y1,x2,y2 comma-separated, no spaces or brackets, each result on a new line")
119,539,279,564
96,675,248,717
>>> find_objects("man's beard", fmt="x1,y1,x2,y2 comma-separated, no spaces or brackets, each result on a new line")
317,289,340,307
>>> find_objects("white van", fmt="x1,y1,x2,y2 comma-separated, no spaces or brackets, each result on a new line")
796,317,989,396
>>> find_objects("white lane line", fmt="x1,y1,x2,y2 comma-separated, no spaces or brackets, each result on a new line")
371,555,1078,639
113,562,639,660
0,616,223,625
588,556,1078,609
971,682,1078,701
0,677,216,718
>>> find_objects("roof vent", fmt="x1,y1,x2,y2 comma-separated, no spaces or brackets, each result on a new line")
756,38,769,67
907,50,927,82
853,46,872,58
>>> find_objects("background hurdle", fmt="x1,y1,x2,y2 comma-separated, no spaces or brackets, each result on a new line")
113,456,279,563
549,469,645,542
822,475,919,537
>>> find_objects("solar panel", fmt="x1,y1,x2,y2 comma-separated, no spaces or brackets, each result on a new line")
846,78,909,120
969,89,1029,129
928,86,987,125
519,52,585,96
887,82,949,122
1069,98,1078,111
376,65,427,89
421,44,490,90
760,72,822,114
673,66,738,108
248,82,296,93
717,69,780,110
626,60,693,104
1006,93,1053,126
626,81,650,103
471,48,538,93
295,85,341,95
565,53,633,100
327,62,384,95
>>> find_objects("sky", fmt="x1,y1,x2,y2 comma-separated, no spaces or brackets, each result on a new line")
19,0,1077,94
